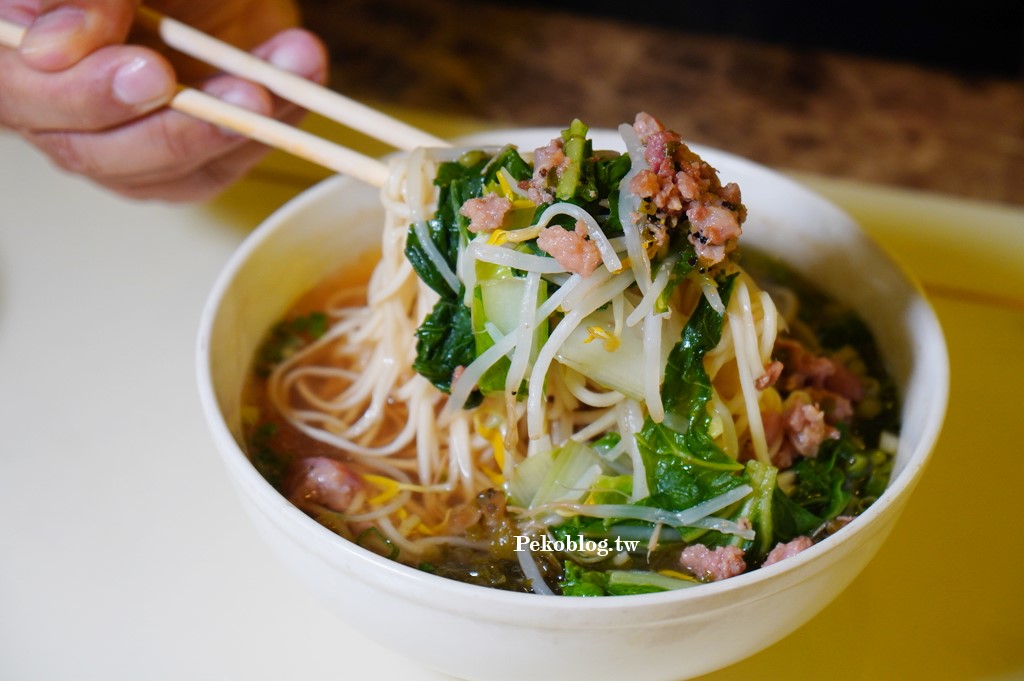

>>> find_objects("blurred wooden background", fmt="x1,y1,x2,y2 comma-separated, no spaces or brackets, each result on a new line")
297,0,1024,207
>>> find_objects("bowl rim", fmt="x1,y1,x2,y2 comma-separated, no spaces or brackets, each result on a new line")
196,128,949,617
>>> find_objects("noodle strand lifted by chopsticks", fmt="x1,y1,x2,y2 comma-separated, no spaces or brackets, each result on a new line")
264,124,781,563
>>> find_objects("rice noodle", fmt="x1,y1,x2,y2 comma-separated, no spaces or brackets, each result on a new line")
559,265,615,312
562,370,625,409
626,252,679,327
530,484,754,533
467,242,569,274
617,399,649,501
458,236,479,307
642,314,665,423
526,271,635,439
757,289,779,364
517,547,555,595
569,406,620,441
700,274,725,315
711,391,740,458
617,122,653,293
406,148,460,295
504,271,542,444
445,331,517,415
727,282,770,464
257,133,790,587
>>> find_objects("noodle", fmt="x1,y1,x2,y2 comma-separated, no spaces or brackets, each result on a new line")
244,114,900,596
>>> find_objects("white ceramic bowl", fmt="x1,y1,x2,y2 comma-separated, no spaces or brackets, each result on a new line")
197,129,948,681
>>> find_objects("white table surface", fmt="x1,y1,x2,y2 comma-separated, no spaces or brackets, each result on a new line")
0,131,454,680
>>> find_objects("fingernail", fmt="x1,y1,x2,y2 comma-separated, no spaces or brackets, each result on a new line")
113,57,173,108
0,4,36,27
207,80,267,111
267,39,323,80
20,7,87,69
203,80,270,136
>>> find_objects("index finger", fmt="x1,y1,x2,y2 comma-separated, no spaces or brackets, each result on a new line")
18,0,137,71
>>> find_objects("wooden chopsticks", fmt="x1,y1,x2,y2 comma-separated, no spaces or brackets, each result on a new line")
0,8,450,187
132,8,447,152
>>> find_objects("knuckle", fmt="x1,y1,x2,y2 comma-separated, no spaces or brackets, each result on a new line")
32,131,104,176
153,113,203,168
0,59,31,130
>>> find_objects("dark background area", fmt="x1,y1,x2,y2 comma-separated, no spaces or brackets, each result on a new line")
298,0,1024,206
506,0,1024,78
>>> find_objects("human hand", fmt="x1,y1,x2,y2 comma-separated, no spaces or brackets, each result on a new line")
0,0,328,201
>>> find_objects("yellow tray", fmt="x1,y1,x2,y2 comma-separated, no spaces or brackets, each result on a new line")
705,175,1024,680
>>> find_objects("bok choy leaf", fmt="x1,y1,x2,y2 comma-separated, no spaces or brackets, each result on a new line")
407,147,533,398
637,275,746,512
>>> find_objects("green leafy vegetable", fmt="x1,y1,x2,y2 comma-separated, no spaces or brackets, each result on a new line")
407,146,535,400
404,157,479,296
772,486,824,540
593,153,633,235
404,219,460,297
724,459,778,560
556,119,592,202
356,526,400,560
607,570,698,594
637,275,745,512
559,561,698,596
661,274,736,416
254,311,328,377
586,475,633,505
773,430,894,542
637,423,744,511
412,294,479,404
508,440,605,508
248,422,288,489
591,432,622,456
530,440,604,507
560,561,609,596
790,438,853,520
654,238,698,314
551,119,632,225
485,145,533,184
471,271,548,395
